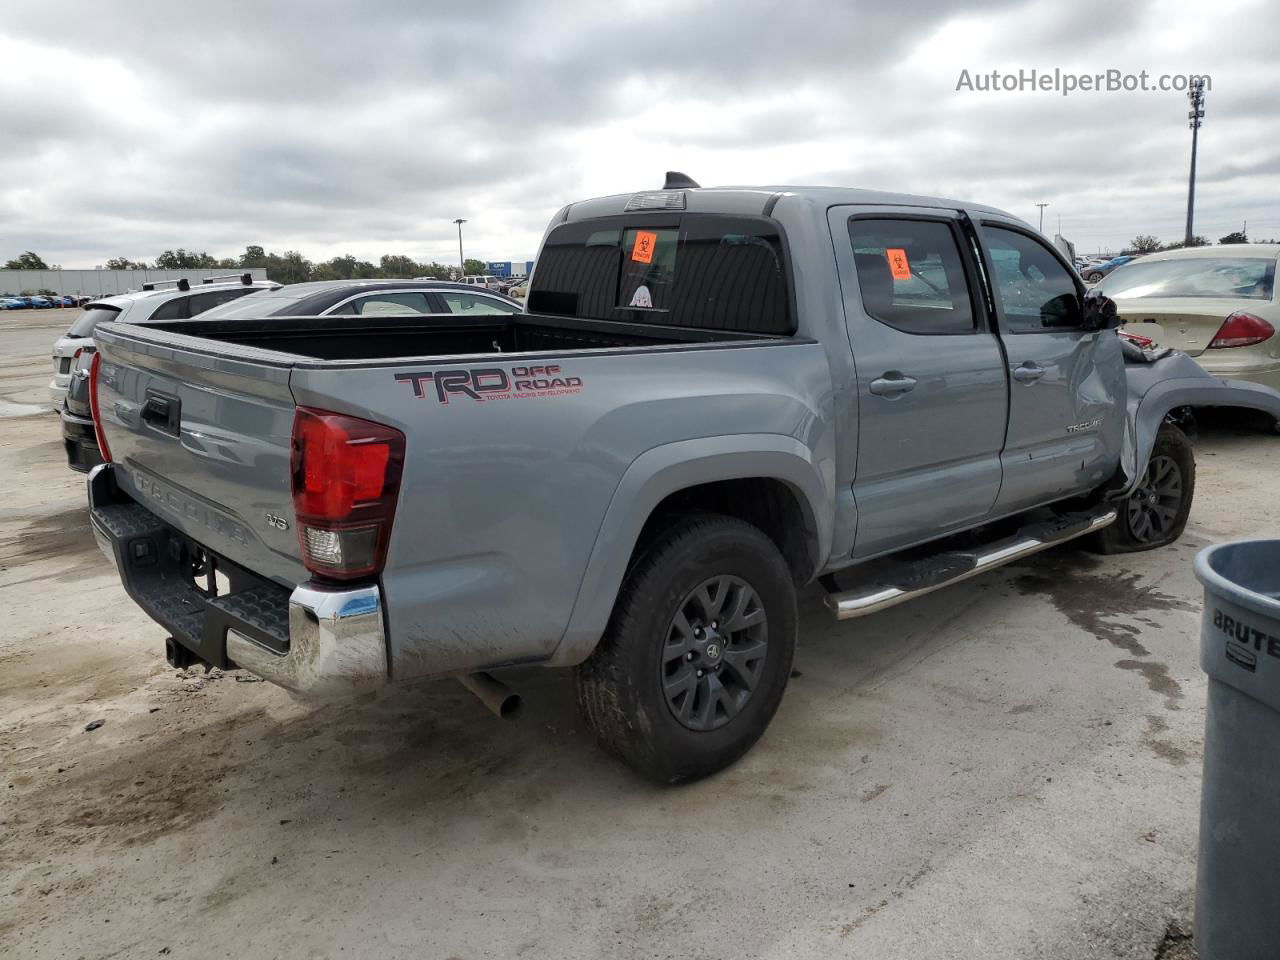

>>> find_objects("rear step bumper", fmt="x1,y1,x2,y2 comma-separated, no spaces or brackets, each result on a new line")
87,463,388,697
825,507,1118,620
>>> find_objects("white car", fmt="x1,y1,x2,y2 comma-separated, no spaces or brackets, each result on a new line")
48,275,278,406
461,274,504,289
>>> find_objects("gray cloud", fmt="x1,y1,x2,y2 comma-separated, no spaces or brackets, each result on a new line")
2,0,1277,266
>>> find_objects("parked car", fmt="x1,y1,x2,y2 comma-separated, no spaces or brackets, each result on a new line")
48,274,279,406
2,297,29,309
191,278,523,322
60,349,102,474
507,279,530,299
59,279,522,471
28,296,54,308
461,274,504,289
1081,255,1138,283
85,177,1280,783
1098,244,1280,391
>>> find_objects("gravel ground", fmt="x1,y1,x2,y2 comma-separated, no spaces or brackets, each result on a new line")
5,311,1270,959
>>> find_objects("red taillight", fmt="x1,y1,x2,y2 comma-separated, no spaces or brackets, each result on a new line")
88,351,112,463
1209,311,1275,349
290,407,405,581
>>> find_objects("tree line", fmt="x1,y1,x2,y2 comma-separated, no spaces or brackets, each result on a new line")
1121,230,1276,256
5,248,488,284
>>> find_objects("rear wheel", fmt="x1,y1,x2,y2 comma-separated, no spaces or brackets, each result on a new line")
1086,271,1104,283
575,514,797,783
1089,424,1195,554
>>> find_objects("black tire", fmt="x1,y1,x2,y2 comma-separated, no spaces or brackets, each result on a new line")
1086,271,1104,283
575,513,797,784
1088,424,1195,554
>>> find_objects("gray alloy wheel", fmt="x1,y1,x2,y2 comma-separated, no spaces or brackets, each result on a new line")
1127,454,1183,544
661,574,769,732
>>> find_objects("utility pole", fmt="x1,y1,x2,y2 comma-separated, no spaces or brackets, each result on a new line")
1185,77,1206,245
453,218,468,280
1036,203,1048,233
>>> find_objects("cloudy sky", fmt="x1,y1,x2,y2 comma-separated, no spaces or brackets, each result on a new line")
3,0,1277,268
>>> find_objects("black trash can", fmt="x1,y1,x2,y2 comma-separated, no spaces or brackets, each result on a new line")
1193,539,1280,960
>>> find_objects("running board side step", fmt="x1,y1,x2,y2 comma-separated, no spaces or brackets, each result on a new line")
824,508,1118,620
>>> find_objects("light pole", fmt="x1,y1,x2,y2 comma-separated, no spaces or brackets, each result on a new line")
1035,203,1049,233
1185,77,1206,245
453,218,467,280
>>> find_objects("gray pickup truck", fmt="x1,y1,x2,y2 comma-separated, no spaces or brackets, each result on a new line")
86,176,1280,782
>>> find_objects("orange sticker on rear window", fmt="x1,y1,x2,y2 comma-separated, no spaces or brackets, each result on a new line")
885,248,911,280
631,230,657,264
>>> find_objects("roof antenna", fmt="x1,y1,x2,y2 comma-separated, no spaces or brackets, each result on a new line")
663,171,700,190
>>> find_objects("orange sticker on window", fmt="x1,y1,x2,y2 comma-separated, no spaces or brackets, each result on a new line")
631,230,657,264
885,248,911,280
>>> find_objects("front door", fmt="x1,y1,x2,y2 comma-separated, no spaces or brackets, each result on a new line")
831,208,1010,559
977,219,1126,513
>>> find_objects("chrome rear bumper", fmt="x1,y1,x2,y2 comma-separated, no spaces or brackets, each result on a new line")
88,463,388,697
227,585,387,697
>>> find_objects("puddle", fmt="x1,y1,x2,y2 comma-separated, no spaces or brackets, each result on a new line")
1014,554,1196,657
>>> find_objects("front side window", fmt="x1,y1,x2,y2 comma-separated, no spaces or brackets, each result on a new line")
848,218,975,335
528,215,791,334
343,292,432,315
1096,257,1276,301
438,292,521,316
983,226,1083,333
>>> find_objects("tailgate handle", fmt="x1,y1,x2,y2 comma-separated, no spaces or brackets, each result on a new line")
141,393,181,437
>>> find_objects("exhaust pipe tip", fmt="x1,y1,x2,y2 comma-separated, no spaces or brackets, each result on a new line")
459,672,523,721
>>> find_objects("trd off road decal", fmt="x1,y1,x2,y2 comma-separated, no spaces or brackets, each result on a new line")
395,364,584,404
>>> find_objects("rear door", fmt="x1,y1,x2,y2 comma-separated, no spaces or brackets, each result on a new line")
977,219,1125,513
831,208,1009,559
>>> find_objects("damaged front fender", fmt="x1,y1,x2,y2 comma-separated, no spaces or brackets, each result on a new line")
1120,351,1280,496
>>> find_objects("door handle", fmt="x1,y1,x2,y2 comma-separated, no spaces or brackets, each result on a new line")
1012,363,1045,384
141,393,180,437
868,373,918,397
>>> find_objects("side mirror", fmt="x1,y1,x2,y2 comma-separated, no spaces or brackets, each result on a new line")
1082,290,1121,330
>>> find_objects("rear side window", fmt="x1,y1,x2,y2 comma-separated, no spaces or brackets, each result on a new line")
437,292,521,316
848,218,975,335
529,215,792,334
68,306,122,337
149,297,190,322
342,292,432,315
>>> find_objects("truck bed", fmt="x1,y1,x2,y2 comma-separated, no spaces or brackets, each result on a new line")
142,312,773,362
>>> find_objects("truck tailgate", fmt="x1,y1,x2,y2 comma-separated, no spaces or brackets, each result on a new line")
93,324,306,586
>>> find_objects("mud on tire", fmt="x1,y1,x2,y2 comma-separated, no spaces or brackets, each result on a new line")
575,513,797,784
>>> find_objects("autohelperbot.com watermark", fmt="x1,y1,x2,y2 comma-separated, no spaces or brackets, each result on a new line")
955,68,1211,96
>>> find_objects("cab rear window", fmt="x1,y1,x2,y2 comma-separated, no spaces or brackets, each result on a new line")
528,215,792,334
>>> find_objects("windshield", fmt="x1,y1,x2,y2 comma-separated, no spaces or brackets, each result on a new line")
67,306,122,338
1097,257,1276,300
